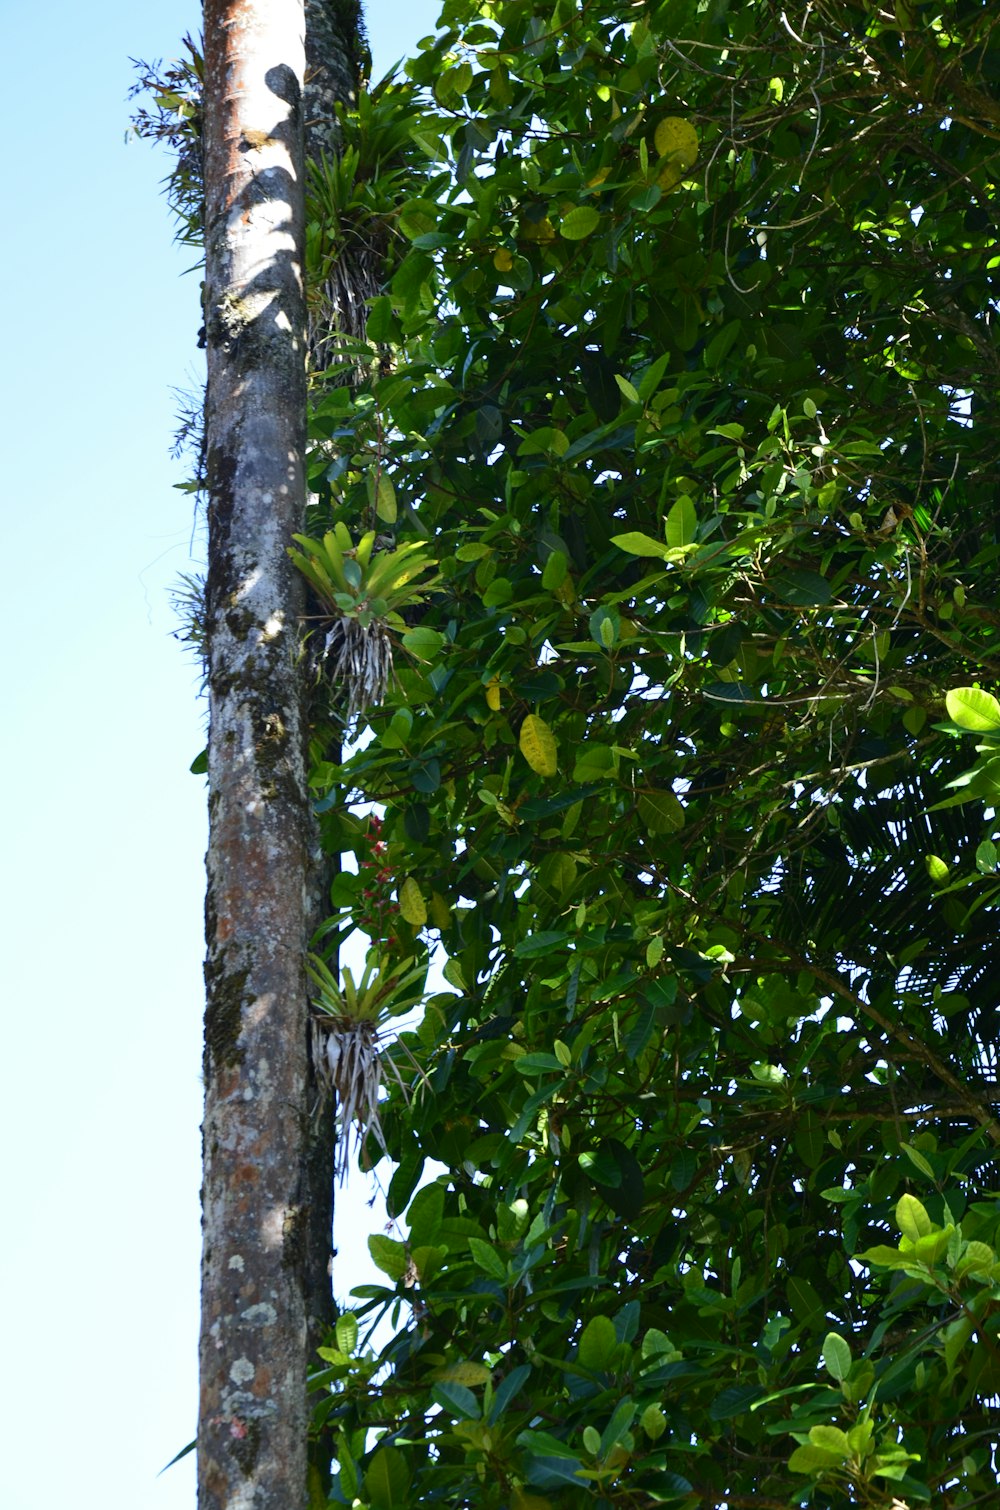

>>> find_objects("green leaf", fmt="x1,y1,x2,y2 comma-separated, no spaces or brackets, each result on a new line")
946,686,1000,731
589,606,619,648
854,1244,909,1269
542,549,568,590
614,373,640,404
364,1446,412,1509
976,839,997,873
514,930,570,958
468,1237,508,1282
368,1234,408,1281
372,471,397,524
900,1142,936,1178
665,495,697,548
896,1193,933,1242
583,1425,602,1456
335,1313,358,1356
771,568,831,606
822,1331,852,1383
600,1397,636,1455
640,1404,667,1440
787,1275,824,1322
638,790,685,834
789,1443,847,1473
578,1314,617,1372
809,1425,850,1456
611,531,670,559
560,206,601,240
366,295,397,343
432,1381,481,1419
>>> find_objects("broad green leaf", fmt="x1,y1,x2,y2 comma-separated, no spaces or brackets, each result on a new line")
946,686,1000,730
787,1275,824,1321
368,1234,407,1281
789,1444,846,1473
896,1194,933,1242
578,1314,617,1372
611,531,670,559
402,626,445,661
600,1397,636,1455
542,549,568,590
809,1425,851,1457
640,1404,666,1440
364,1446,411,1510
976,839,997,873
638,790,685,834
955,1240,999,1277
665,495,697,548
560,206,601,240
855,1245,909,1269
432,1380,480,1419
468,1237,508,1282
822,1331,852,1382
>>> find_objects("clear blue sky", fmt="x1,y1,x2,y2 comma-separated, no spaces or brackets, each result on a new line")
1,4,440,1507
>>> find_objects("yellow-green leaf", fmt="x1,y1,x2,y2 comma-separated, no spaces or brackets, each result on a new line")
808,1425,851,1457
640,1404,666,1440
654,116,699,166
614,373,640,404
434,1361,492,1387
896,1193,933,1242
946,686,1000,731
560,206,601,240
520,714,558,777
399,877,427,927
665,495,697,548
367,470,397,524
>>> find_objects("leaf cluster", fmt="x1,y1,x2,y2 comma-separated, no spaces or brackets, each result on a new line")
293,1,1000,1505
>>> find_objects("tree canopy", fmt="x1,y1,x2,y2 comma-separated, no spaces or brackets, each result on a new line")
161,0,1000,1504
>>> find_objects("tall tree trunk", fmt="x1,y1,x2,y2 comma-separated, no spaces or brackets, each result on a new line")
198,5,312,1508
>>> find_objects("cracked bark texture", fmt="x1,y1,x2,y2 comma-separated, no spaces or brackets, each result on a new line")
199,4,312,1508
304,0,368,158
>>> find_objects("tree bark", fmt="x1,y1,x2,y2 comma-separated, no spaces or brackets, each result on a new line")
198,5,312,1508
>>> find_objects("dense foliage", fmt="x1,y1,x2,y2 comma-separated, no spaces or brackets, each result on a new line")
191,0,1000,1504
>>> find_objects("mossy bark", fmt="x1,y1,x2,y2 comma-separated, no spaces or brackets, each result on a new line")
199,5,312,1509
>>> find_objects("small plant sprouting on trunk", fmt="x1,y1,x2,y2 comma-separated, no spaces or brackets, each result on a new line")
307,951,427,1181
289,524,438,721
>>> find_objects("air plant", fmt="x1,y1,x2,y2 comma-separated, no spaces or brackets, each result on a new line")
307,950,428,1181
289,524,439,721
